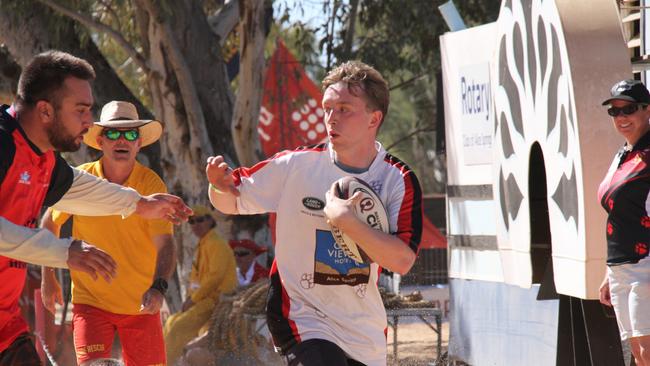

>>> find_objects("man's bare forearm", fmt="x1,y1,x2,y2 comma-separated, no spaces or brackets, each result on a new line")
152,234,176,280
341,219,416,275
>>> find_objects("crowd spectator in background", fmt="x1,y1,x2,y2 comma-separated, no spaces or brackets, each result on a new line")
229,239,269,287
163,205,236,364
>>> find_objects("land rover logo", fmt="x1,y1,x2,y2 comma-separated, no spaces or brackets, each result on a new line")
302,197,325,210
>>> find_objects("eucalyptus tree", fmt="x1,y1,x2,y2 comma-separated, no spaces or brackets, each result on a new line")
0,0,270,309
0,0,268,198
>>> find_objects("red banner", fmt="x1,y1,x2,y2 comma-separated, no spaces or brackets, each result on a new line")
258,41,327,157
421,216,447,249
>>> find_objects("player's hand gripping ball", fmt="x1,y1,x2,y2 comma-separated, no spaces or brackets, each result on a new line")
329,177,389,263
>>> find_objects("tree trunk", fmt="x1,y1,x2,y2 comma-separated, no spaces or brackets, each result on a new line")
0,1,182,306
231,0,267,167
133,0,241,296
0,46,20,103
4,0,269,307
209,0,240,44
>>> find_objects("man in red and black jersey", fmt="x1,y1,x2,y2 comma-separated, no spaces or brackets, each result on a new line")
598,79,650,366
0,51,192,364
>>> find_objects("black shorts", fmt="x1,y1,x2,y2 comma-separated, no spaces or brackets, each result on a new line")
0,333,41,366
285,339,366,366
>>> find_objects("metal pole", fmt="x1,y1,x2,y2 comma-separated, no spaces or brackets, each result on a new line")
438,1,466,32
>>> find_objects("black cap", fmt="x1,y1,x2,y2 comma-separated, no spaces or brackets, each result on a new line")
602,79,650,105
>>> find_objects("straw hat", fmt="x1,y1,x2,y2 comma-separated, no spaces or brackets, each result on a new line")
84,101,163,150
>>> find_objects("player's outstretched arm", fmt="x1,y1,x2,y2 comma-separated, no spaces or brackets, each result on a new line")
135,193,193,224
66,239,117,282
205,155,239,214
56,169,190,224
41,209,118,281
324,184,416,275
0,214,116,275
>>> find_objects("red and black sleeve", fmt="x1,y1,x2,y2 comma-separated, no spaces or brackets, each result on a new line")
43,153,73,207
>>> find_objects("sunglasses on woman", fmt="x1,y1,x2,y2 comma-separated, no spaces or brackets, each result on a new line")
607,104,646,117
103,128,140,141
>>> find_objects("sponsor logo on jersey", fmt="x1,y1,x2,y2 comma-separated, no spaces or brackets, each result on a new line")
18,171,30,185
313,229,370,287
302,197,325,210
369,180,383,194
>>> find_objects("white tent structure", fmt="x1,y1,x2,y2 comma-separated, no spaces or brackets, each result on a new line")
442,0,633,364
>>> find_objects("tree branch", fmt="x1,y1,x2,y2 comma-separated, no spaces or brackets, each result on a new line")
325,1,341,71
98,0,122,32
389,73,428,91
37,0,151,74
342,0,359,59
207,0,240,44
385,126,434,151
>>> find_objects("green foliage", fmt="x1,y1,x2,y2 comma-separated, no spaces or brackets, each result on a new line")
455,1,501,27
88,0,151,109
271,2,327,81
313,0,499,193
267,0,501,192
349,1,444,76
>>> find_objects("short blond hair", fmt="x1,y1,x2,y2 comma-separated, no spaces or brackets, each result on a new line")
322,61,389,126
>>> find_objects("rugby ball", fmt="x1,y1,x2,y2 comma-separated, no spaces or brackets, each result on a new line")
329,177,390,263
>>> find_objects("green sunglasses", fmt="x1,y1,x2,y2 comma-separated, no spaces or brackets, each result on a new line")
103,128,140,141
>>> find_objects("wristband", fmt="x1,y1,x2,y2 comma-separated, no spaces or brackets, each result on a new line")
150,278,168,295
209,183,224,194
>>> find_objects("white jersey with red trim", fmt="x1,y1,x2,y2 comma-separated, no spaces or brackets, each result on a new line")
232,141,422,365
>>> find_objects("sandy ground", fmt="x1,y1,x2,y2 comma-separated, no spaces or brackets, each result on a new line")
385,285,450,366
42,285,451,366
386,317,449,366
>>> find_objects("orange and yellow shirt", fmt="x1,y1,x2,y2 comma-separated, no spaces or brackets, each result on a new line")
52,159,173,315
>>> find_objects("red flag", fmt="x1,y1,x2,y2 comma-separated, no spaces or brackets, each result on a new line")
258,41,327,157
420,216,447,249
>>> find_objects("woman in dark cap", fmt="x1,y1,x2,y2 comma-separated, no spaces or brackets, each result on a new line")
599,79,650,366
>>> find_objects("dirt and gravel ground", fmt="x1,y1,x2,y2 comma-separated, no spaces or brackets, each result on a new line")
386,317,449,366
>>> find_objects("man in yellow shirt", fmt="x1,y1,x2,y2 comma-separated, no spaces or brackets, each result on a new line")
40,101,175,366
163,205,236,364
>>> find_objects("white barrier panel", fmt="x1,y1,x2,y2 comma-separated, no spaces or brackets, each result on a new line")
493,0,631,298
441,23,497,186
441,23,503,282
